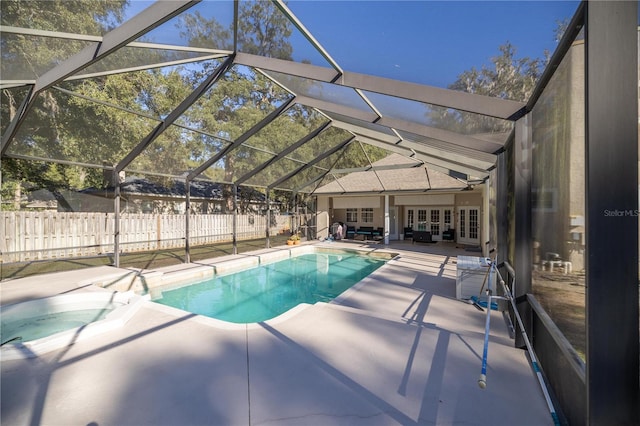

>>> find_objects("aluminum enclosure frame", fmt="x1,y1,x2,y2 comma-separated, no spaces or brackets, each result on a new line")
584,2,638,424
1,2,639,422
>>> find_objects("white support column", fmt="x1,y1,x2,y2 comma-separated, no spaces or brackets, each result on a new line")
482,179,490,255
384,195,390,245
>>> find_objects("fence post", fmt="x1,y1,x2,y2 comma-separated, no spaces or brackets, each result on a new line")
185,177,191,263
232,185,237,255
2,210,292,263
114,181,120,268
265,191,270,248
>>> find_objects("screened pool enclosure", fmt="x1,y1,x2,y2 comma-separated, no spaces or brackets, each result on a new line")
1,0,525,265
1,1,638,424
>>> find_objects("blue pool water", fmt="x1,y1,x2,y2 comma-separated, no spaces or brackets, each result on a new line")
153,252,386,323
1,308,116,344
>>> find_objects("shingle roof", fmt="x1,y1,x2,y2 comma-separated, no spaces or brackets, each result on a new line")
314,153,468,194
82,177,265,201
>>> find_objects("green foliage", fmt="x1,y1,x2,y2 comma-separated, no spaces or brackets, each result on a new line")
1,1,130,206
430,42,546,134
237,1,293,59
0,1,128,81
0,1,127,32
0,157,104,211
288,232,300,241
1,0,385,213
178,2,310,193
450,42,544,102
0,172,21,211
178,11,233,51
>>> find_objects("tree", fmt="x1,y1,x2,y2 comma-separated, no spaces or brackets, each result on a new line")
66,67,197,178
1,1,210,208
1,0,392,213
429,42,546,134
177,1,300,210
1,1,130,209
237,1,293,59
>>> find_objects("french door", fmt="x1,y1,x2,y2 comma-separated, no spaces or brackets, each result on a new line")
406,207,453,241
389,206,398,240
457,206,480,245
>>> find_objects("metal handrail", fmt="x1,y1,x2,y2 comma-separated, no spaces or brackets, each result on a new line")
492,259,560,425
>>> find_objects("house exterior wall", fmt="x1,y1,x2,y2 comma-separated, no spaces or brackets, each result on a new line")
317,196,330,239
455,192,482,207
325,196,387,235
317,190,485,245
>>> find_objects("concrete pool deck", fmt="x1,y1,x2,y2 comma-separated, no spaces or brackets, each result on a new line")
1,241,555,425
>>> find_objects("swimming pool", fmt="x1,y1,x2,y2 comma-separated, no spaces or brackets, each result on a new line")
151,250,388,323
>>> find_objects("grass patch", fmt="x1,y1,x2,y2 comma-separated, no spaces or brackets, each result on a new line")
1,235,292,281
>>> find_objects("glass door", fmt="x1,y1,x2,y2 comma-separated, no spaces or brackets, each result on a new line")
458,206,480,245
429,208,441,239
389,206,398,240
417,209,427,230
444,209,452,231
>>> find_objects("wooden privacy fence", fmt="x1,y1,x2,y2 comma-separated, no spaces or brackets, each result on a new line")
0,212,292,263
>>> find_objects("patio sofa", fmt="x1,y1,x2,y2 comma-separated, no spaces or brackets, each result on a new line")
442,229,455,241
404,227,413,240
412,230,433,243
346,225,356,239
355,226,374,238
354,226,383,241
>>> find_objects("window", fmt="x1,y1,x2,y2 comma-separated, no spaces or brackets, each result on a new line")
532,188,558,212
361,208,373,223
346,208,358,222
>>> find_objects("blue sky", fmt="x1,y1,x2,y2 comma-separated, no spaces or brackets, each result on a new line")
286,1,582,87
125,1,581,89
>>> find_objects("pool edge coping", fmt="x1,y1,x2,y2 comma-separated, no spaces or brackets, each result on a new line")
130,243,401,329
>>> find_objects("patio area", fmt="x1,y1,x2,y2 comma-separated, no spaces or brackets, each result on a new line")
1,241,554,425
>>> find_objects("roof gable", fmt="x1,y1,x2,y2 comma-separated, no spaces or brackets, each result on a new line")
314,154,468,194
